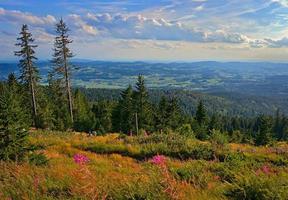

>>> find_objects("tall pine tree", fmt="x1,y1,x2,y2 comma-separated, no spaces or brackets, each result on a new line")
0,77,29,161
133,75,152,133
47,72,71,130
156,96,169,131
195,100,207,126
74,89,94,132
255,115,272,146
52,19,74,124
15,24,39,127
118,85,134,134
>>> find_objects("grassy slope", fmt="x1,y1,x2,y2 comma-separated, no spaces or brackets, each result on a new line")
0,130,288,200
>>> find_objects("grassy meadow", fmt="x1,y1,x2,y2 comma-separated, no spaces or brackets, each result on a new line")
1,130,288,200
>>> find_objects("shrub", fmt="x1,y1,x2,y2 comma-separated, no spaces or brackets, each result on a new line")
0,128,29,161
209,129,229,149
171,161,210,189
176,124,195,138
28,153,49,166
225,173,288,200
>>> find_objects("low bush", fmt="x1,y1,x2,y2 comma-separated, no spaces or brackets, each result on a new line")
28,153,49,166
225,173,288,200
171,161,210,189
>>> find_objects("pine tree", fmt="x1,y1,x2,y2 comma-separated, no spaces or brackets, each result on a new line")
156,96,169,131
208,114,220,132
167,97,182,130
92,101,114,134
118,85,134,134
195,100,207,126
7,73,19,87
74,89,94,132
133,75,152,132
47,72,71,130
14,24,39,127
273,109,283,140
52,19,74,124
0,78,29,161
255,115,272,146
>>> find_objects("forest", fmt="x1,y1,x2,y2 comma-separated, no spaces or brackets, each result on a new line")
0,20,288,200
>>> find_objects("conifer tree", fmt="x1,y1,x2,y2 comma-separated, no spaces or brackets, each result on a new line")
133,75,152,132
118,85,134,134
52,19,74,124
167,97,182,130
273,109,283,140
0,78,29,161
195,100,207,126
92,101,114,134
47,72,71,130
156,96,169,131
255,115,272,146
15,24,39,127
208,114,220,132
74,89,94,132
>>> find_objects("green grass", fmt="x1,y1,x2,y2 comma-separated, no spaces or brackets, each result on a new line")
0,130,288,200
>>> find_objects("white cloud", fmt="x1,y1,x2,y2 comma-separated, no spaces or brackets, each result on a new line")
265,37,288,47
0,7,56,26
271,0,288,7
76,13,263,45
67,14,98,36
195,5,204,11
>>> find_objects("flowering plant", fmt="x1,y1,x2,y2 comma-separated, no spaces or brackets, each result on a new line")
150,155,166,165
73,154,89,165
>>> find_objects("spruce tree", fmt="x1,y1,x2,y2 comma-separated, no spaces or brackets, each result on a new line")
0,78,29,161
92,101,113,134
133,75,152,132
208,114,220,132
255,115,272,146
273,109,283,140
74,89,94,132
156,96,169,131
167,97,182,130
195,100,207,126
52,19,74,124
47,72,71,130
118,85,134,134
14,24,39,127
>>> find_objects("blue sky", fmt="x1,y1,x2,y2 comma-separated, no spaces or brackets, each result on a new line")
0,0,288,61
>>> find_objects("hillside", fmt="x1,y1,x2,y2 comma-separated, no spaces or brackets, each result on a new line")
1,61,288,97
2,61,288,116
80,88,287,116
1,130,287,200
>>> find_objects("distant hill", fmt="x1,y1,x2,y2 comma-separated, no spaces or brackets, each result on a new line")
1,61,288,97
1,60,288,116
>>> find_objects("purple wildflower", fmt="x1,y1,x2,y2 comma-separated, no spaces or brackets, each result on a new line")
73,154,89,165
151,155,166,165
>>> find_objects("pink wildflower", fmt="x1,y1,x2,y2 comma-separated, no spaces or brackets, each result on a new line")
256,165,271,176
73,154,89,165
33,176,40,190
262,165,270,174
151,155,166,165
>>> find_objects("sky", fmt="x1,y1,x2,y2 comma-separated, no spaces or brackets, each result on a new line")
0,0,288,61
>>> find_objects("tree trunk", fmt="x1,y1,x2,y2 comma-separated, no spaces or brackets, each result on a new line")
30,79,37,126
63,42,74,124
27,48,37,127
